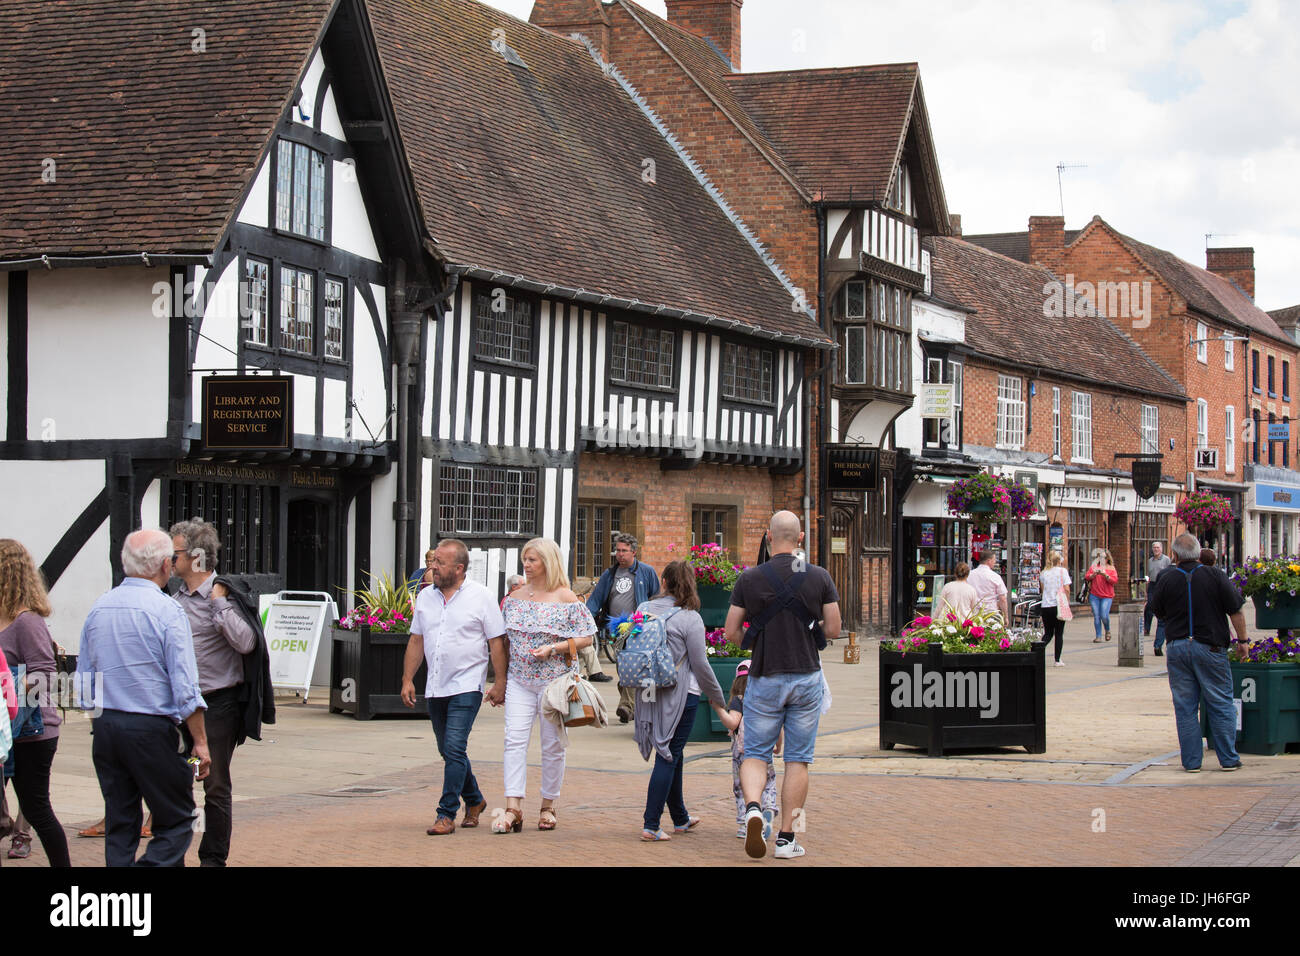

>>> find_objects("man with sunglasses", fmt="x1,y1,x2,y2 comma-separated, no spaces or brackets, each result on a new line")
169,519,256,866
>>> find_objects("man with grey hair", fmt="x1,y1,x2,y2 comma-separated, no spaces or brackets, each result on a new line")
586,532,660,720
724,510,839,860
1148,532,1248,772
168,518,256,866
77,529,209,866
1143,540,1172,652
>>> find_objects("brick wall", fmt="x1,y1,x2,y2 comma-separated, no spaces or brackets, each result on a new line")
663,0,743,69
577,452,775,580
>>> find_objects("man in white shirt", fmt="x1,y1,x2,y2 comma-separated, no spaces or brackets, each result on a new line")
968,549,1009,622
401,538,507,835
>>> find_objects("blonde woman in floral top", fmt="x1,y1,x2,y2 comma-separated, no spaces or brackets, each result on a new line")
494,537,597,833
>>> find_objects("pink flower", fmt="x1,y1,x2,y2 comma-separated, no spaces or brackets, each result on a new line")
969,626,986,639
915,616,932,628
999,638,1012,649
946,613,957,622
962,619,973,628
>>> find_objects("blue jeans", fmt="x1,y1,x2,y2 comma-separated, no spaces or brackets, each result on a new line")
1089,594,1113,638
643,693,698,832
1165,639,1240,769
1154,619,1167,651
743,670,824,764
427,692,485,821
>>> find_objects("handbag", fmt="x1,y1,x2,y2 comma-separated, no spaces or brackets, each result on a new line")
1075,577,1091,604
1056,585,1074,621
561,638,600,728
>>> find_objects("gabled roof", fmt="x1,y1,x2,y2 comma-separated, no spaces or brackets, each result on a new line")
0,0,333,262
1268,304,1300,332
967,219,1296,348
1113,230,1295,347
927,236,1186,401
608,1,950,231
367,0,827,345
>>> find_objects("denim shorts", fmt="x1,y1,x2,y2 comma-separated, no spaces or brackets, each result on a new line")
742,670,824,764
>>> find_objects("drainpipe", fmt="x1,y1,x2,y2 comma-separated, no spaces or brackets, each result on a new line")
814,204,829,567
391,260,423,582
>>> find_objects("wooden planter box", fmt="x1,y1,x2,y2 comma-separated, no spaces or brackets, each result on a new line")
1200,661,1300,755
1251,594,1300,630
879,643,1047,756
329,626,427,720
687,656,745,742
697,583,734,629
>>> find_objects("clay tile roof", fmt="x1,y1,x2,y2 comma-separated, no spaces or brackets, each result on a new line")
723,64,919,203
964,230,1082,263
1114,232,1296,347
366,0,826,344
0,0,332,261
927,236,1185,400
1268,304,1300,332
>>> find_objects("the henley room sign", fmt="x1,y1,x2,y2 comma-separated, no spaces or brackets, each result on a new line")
201,376,293,451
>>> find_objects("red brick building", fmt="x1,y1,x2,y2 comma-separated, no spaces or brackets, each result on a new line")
530,0,955,634
968,216,1300,570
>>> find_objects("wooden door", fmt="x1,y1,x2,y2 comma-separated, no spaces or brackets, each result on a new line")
829,503,861,636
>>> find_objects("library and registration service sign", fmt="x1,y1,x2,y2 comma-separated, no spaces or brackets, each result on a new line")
201,375,293,451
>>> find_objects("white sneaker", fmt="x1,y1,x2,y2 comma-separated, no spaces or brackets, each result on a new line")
743,808,766,859
774,838,805,859
1054,661,1065,667
761,808,776,842
736,826,746,839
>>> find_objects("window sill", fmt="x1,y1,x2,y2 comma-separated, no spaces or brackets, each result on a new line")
473,355,537,374
1072,458,1095,466
1254,387,1263,395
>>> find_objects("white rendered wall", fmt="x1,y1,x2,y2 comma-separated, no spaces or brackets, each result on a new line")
191,259,242,417
352,286,387,441
896,298,967,454
322,378,347,438
294,50,325,132
0,460,109,651
369,467,397,580
27,268,167,440
236,158,270,228
319,83,346,141
140,478,161,529
331,159,381,262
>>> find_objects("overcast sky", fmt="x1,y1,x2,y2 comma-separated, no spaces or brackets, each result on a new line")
485,0,1300,311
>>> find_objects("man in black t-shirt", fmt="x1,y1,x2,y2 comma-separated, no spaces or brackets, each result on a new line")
724,511,839,860
1148,533,1248,772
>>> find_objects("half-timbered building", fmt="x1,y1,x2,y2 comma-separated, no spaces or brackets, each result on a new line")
0,0,828,649
529,0,955,635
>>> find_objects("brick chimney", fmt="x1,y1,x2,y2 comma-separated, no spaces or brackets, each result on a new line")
664,0,743,70
1206,247,1255,301
529,0,611,59
949,213,962,237
1027,215,1066,273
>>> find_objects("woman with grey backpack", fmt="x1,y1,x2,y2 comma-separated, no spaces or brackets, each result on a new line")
631,561,727,842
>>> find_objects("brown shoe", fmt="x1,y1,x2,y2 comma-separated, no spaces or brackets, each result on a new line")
426,816,456,836
78,819,107,838
462,800,488,828
616,706,632,724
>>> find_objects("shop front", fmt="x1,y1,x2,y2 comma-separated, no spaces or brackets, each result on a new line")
1246,466,1300,559
1194,478,1246,571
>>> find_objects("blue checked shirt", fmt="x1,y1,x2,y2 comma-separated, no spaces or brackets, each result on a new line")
76,577,207,722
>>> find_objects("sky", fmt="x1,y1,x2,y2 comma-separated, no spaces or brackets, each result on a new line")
483,0,1300,311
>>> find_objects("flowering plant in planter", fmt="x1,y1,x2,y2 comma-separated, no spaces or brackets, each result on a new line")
1228,632,1300,664
1231,556,1300,604
888,607,1038,655
337,571,414,634
1174,489,1233,531
704,625,751,658
682,542,745,590
944,472,1037,531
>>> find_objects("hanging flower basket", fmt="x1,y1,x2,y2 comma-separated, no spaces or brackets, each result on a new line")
1174,489,1233,532
945,472,1036,532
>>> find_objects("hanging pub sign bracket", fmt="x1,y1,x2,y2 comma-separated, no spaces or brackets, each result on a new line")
201,374,294,452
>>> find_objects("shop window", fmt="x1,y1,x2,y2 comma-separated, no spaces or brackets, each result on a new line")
1131,512,1168,600
165,480,279,575
574,501,627,581
1066,508,1100,596
438,464,538,536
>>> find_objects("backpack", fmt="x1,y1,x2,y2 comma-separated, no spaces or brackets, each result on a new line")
616,605,682,690
742,563,827,652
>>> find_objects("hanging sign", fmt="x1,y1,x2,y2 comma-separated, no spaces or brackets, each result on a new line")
920,384,955,419
1132,459,1161,499
825,447,879,491
1268,423,1290,442
201,375,293,451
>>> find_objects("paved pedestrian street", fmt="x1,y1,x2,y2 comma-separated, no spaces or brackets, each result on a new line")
12,616,1298,868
